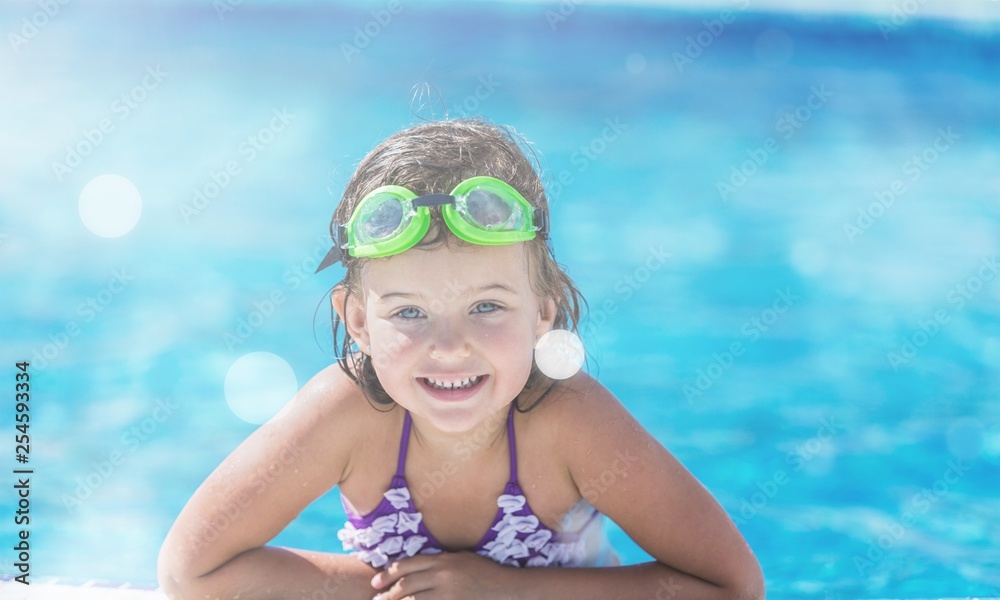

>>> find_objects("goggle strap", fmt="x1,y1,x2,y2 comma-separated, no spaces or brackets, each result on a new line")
535,209,549,238
314,224,349,273
315,245,343,273
411,194,455,208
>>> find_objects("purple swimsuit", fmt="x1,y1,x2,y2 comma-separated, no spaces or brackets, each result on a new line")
337,405,608,568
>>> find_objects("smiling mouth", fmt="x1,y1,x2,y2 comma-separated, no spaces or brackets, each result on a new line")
421,375,485,390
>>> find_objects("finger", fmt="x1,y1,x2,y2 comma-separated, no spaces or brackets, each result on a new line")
371,555,437,590
373,569,437,600
373,594,423,600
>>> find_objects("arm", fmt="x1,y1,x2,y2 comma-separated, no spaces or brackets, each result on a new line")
522,372,764,599
373,556,742,600
157,366,377,600
160,546,375,600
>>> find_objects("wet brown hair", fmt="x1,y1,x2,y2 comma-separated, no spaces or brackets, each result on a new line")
329,117,586,411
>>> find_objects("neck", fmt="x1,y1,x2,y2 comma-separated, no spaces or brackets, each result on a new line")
408,405,510,464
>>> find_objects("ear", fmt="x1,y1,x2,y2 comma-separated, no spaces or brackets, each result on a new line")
535,296,558,340
332,286,370,354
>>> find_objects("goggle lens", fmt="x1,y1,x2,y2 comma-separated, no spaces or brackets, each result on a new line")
464,188,524,231
357,193,407,244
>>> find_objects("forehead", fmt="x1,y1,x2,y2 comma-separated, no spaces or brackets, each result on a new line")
362,242,532,297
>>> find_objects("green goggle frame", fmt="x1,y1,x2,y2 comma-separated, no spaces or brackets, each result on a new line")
315,176,547,272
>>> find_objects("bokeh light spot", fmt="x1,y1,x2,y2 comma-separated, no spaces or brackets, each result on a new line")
78,174,143,238
626,52,647,74
225,352,298,424
535,330,585,380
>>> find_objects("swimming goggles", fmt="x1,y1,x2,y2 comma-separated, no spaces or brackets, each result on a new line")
315,176,547,272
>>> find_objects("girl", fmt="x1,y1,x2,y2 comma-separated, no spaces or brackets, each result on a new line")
158,119,763,599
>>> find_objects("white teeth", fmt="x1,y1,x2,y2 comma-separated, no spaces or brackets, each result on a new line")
425,375,482,390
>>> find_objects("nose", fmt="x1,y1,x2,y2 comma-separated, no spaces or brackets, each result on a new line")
428,317,472,360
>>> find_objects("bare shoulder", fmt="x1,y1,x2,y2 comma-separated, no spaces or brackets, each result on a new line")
264,362,377,483
517,370,650,501
528,370,640,450
278,362,370,437
540,371,688,497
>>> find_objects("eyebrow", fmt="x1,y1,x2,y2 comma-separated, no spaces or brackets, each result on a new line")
376,283,518,303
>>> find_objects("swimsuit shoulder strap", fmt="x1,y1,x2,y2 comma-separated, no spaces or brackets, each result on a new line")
396,411,412,477
506,404,518,483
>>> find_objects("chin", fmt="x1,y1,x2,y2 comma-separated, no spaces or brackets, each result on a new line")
412,390,511,433
421,400,496,431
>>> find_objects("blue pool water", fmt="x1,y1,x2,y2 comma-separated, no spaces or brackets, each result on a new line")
1,1,998,597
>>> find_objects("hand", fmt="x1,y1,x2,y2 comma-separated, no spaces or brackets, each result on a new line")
370,552,518,600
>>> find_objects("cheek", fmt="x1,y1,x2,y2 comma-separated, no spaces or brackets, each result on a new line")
477,323,535,367
369,323,420,367
478,320,524,346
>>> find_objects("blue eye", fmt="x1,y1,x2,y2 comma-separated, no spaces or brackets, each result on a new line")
394,307,424,320
473,302,501,314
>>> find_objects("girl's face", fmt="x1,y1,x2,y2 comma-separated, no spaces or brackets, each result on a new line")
341,242,555,433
